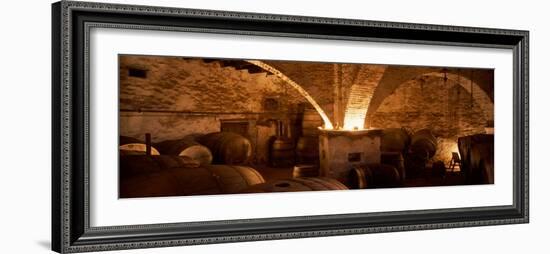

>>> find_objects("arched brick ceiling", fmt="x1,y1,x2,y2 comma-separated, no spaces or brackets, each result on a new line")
418,72,494,122
263,60,336,105
263,60,388,129
342,64,387,129
247,60,334,129
365,66,494,126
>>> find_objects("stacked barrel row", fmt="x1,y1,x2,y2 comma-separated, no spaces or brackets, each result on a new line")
379,128,437,179
120,132,253,166
266,109,322,169
119,132,348,198
119,155,266,198
120,155,348,197
120,132,254,197
343,128,440,190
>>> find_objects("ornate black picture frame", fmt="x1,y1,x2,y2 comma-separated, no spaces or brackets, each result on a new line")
52,1,529,253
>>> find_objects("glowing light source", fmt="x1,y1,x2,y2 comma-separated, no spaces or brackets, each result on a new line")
342,109,368,131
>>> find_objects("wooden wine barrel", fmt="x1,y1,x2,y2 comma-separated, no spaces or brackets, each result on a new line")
153,155,201,169
119,155,202,178
404,152,427,178
348,164,401,189
381,128,411,153
198,132,252,165
381,152,406,182
482,156,495,184
292,164,319,178
119,155,161,178
119,135,160,155
409,129,437,159
119,164,265,198
431,160,447,177
270,137,295,167
155,138,213,166
301,109,324,136
205,165,266,193
241,177,348,193
296,136,319,164
458,134,494,184
348,166,368,189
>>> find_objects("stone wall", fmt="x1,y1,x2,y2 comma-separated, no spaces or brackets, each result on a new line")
119,55,309,163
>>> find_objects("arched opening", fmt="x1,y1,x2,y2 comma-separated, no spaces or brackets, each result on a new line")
245,60,334,130
365,72,494,127
368,73,492,162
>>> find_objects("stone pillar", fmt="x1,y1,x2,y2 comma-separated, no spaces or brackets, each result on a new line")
318,129,382,185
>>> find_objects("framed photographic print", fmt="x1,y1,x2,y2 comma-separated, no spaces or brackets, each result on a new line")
52,0,529,253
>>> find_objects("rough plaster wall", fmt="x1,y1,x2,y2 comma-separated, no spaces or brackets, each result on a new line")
119,56,307,162
119,113,220,141
370,76,490,162
119,56,306,113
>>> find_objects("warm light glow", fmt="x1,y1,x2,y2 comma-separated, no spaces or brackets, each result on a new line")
438,139,460,166
340,66,386,131
343,109,367,131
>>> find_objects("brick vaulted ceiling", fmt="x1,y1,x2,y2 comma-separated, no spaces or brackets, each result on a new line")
119,55,494,131
263,61,493,130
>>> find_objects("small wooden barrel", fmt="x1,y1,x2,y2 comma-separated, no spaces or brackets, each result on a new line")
119,135,160,156
348,164,401,189
292,164,319,178
241,177,348,193
119,164,265,198
155,138,213,166
198,132,252,165
270,137,295,167
404,152,427,178
381,152,406,181
381,128,411,153
301,109,324,136
410,129,437,159
296,136,319,164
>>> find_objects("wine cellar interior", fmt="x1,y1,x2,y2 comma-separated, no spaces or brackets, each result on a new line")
118,55,495,198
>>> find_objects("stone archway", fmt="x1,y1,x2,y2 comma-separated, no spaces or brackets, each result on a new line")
366,70,493,127
245,60,334,129
368,74,492,162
